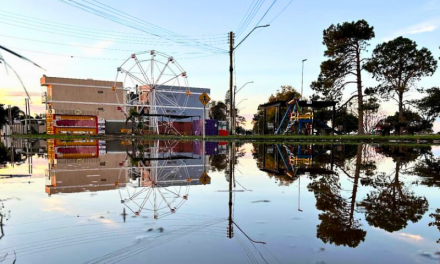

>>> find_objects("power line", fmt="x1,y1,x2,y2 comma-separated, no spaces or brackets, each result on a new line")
268,0,295,24
4,46,226,61
0,20,228,53
0,15,228,45
235,0,257,33
0,10,226,40
58,0,228,54
236,0,264,37
253,0,277,27
5,47,125,60
0,34,216,55
236,0,266,37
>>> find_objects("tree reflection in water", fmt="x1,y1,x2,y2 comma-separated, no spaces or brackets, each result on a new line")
429,209,440,243
309,145,366,248
359,146,429,233
411,151,440,188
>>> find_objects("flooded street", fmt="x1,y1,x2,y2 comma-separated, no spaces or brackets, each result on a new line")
0,139,439,264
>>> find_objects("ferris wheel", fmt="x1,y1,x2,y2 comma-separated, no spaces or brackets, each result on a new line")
117,141,191,219
114,50,190,134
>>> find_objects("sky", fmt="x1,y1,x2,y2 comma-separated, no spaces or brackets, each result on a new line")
0,0,439,130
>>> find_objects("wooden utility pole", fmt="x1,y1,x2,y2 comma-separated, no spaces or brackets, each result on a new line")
8,105,12,135
228,32,234,135
227,141,234,239
24,98,28,135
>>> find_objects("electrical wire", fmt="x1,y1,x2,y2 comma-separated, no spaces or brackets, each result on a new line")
236,0,266,37
0,18,228,47
253,0,277,27
236,0,264,36
235,0,257,33
0,10,226,39
268,0,295,24
3,46,125,61
2,45,226,61
58,0,228,54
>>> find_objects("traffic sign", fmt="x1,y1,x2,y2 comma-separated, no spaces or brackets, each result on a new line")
199,92,211,106
199,171,211,185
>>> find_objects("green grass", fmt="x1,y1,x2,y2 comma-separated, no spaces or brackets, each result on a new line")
9,133,440,144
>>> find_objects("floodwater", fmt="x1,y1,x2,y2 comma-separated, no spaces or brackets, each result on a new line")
0,139,440,264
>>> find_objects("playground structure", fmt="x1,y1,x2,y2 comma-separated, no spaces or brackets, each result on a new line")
258,143,336,178
258,99,337,135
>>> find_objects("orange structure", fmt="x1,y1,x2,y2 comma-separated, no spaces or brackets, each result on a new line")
46,113,98,135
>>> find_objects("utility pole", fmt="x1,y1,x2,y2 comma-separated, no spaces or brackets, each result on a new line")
227,141,235,239
228,32,234,135
0,210,4,240
227,25,270,135
24,98,28,135
8,105,12,135
27,98,31,134
233,85,236,135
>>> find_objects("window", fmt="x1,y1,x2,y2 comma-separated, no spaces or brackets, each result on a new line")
98,91,104,94
100,162,106,166
100,179,107,182
98,108,104,111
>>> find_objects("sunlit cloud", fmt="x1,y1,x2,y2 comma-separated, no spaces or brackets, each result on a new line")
406,24,436,34
384,18,440,41
398,233,424,241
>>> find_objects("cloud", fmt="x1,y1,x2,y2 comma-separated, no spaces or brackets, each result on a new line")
398,233,423,241
385,18,440,40
406,24,437,34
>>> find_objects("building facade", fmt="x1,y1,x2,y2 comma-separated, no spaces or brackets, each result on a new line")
41,75,211,135
41,75,127,134
41,75,125,120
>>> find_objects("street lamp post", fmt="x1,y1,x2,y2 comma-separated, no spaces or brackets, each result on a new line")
301,59,307,97
229,25,270,135
233,98,248,134
233,81,253,134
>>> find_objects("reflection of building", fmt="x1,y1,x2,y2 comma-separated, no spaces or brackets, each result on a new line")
45,140,212,195
126,141,210,187
45,139,127,195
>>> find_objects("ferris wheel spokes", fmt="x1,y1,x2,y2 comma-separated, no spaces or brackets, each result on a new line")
133,56,152,86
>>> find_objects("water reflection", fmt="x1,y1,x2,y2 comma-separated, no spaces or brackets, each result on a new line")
360,146,429,233
1,139,440,264
253,143,437,249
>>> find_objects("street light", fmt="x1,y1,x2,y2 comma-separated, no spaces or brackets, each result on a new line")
236,98,248,107
301,59,307,97
233,81,253,134
235,81,254,95
229,24,270,135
